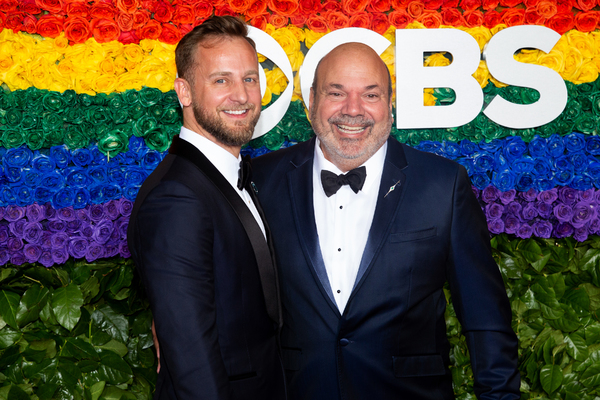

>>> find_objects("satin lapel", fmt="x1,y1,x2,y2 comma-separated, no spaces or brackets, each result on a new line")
168,136,282,327
287,139,340,317
351,139,409,295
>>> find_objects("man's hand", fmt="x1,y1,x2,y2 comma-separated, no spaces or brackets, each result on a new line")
152,320,161,373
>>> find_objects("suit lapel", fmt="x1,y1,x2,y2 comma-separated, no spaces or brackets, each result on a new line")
287,138,340,317
169,136,282,327
351,139,409,295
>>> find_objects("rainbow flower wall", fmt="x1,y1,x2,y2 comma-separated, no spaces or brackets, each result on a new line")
2,0,600,398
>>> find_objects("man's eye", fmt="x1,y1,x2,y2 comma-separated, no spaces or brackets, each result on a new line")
215,79,225,84
245,77,257,83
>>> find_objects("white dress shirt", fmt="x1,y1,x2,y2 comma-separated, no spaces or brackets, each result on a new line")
179,127,266,238
313,138,387,312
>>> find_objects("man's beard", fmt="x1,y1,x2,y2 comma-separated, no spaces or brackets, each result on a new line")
193,102,259,147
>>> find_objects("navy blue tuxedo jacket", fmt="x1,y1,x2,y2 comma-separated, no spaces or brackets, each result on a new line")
128,136,286,400
252,137,520,400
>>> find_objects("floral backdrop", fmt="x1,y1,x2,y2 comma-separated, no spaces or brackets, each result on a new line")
2,0,600,399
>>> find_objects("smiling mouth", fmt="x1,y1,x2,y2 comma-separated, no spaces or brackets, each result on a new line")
223,109,250,116
336,124,368,134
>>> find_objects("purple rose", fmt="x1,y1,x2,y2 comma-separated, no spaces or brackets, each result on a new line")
115,216,129,239
39,251,54,268
119,241,131,258
517,223,534,239
40,231,53,249
51,232,69,249
572,202,596,228
4,205,25,222
52,246,69,264
537,188,558,204
0,249,9,265
65,219,82,234
521,203,539,220
76,208,91,223
103,241,120,258
0,208,4,220
505,202,522,217
536,201,553,219
580,189,596,202
503,215,521,234
80,223,94,238
555,222,574,239
482,186,501,203
104,200,120,220
110,226,120,242
533,221,553,238
23,222,43,244
48,219,66,232
85,242,104,262
23,244,41,263
485,203,504,220
574,226,589,242
10,252,26,266
26,204,44,223
67,237,88,259
118,199,133,217
57,206,76,221
471,186,480,199
520,188,538,202
558,187,578,206
93,220,114,245
0,226,9,244
554,204,574,223
7,237,23,252
488,218,505,234
89,204,105,222
590,218,600,235
499,190,517,205
44,203,56,220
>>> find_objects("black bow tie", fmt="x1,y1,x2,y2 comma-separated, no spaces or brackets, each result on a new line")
321,166,366,197
237,155,252,191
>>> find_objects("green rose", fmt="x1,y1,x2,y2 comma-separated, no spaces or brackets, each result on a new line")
93,93,109,106
43,129,64,147
148,104,164,120
22,88,42,107
64,107,86,125
98,130,129,157
161,91,179,107
591,93,600,116
129,103,146,120
574,114,596,135
578,96,593,112
42,92,65,112
288,120,313,143
21,113,39,130
433,88,456,106
441,127,460,142
561,98,582,122
4,108,22,128
62,89,78,107
134,115,158,138
249,135,265,149
123,89,140,104
110,108,129,125
520,88,540,105
390,127,409,143
263,130,285,151
107,93,125,110
64,125,91,149
79,93,94,107
162,106,181,125
2,129,25,148
85,106,110,128
42,112,63,133
146,128,170,151
24,130,46,151
139,87,162,107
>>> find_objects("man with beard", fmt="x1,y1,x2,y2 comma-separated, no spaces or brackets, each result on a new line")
128,16,285,400
252,43,520,399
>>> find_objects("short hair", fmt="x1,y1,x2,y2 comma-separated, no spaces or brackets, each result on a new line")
175,16,256,83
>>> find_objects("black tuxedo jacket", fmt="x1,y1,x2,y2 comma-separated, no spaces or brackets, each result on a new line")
128,136,285,400
252,137,520,400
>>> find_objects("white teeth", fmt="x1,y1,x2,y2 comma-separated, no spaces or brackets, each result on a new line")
224,110,247,115
337,124,366,133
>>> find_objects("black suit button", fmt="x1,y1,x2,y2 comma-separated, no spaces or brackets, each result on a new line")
339,338,350,346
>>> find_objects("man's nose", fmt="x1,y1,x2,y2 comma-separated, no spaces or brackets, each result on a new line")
341,93,364,116
229,80,249,104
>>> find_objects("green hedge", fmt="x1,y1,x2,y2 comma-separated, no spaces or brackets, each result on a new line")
3,234,600,399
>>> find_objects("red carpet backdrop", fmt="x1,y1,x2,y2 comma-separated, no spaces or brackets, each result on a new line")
1,0,600,398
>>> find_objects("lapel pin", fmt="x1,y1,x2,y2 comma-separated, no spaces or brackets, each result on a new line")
384,179,401,198
251,182,259,194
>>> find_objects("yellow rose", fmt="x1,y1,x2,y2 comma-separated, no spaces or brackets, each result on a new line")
271,27,300,57
514,48,540,64
304,29,327,49
490,24,507,36
287,25,305,43
590,32,600,53
0,56,14,73
465,26,492,52
290,50,304,72
384,26,396,45
262,85,272,106
99,59,116,75
151,44,175,63
139,39,157,54
53,34,69,53
292,71,303,102
423,88,437,107
123,43,146,63
573,59,598,84
126,60,141,73
560,47,584,81
381,45,395,69
257,53,267,63
93,74,118,94
75,74,97,95
472,60,490,88
264,23,276,36
50,67,75,90
406,21,425,29
537,49,564,74
36,39,62,64
3,66,30,91
266,67,288,95
424,52,451,67
27,58,51,90
113,56,128,75
139,58,175,91
103,40,125,59
116,73,143,92
565,30,595,60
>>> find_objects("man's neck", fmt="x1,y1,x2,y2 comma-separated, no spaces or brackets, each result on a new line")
182,121,241,158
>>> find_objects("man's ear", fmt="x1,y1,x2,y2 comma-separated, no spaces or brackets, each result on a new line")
174,78,192,107
309,87,314,112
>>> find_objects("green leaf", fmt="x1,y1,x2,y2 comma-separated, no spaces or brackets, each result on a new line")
96,339,128,358
0,268,15,284
62,338,99,361
95,349,134,385
0,291,21,330
98,385,136,400
36,383,59,400
565,332,589,361
51,283,84,331
579,248,600,271
563,287,590,315
582,283,600,312
548,304,581,332
16,285,50,327
90,381,105,400
91,304,129,343
48,357,82,389
0,329,20,349
540,364,563,394
80,276,100,304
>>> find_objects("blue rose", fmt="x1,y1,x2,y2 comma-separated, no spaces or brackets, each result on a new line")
511,156,535,174
34,187,54,204
571,175,594,191
473,153,495,173
4,166,23,183
3,146,33,168
32,153,56,172
565,132,586,153
503,136,527,163
442,141,461,159
52,187,76,209
71,148,93,167
65,167,94,188
251,146,269,157
492,170,516,192
124,167,148,186
74,188,91,209
494,152,509,172
553,167,575,186
50,145,71,168
532,158,553,177
141,149,162,170
89,185,104,204
128,135,146,155
586,136,600,155
569,152,589,172
528,135,548,158
456,158,474,176
108,166,126,185
90,147,107,166
553,155,573,172
535,177,554,192
88,165,108,184
123,185,140,201
103,184,122,201
1,186,16,205
471,173,491,190
116,151,137,165
14,185,33,207
40,171,65,190
588,162,600,182
516,172,535,192
547,134,566,158
459,140,478,156
478,139,503,153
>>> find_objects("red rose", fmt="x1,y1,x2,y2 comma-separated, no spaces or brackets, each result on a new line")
576,0,597,11
250,14,268,29
555,0,571,13
66,2,88,18
523,0,540,7
91,18,120,43
536,0,557,18
523,8,545,24
0,12,5,29
34,0,63,14
460,0,481,10
5,11,24,32
214,4,235,16
36,14,63,37
172,5,194,25
90,2,116,20
193,2,213,22
116,12,134,31
574,10,598,31
136,18,162,39
388,8,412,28
501,8,525,26
132,9,150,28
441,8,465,25
324,10,350,30
322,0,342,11
179,23,193,37
481,0,499,9
306,15,328,32
424,0,443,9
268,13,289,27
23,13,37,33
64,16,92,43
391,0,412,8
342,0,370,14
441,0,459,8
246,0,267,17
118,29,139,44
367,0,390,13
19,0,41,14
546,11,575,33
483,9,501,27
406,0,424,17
159,23,180,45
268,0,298,16
498,0,522,6
115,0,140,14
229,0,251,13
153,1,173,23
0,0,17,13
349,11,371,28
418,9,443,27
463,9,484,26
141,0,157,13
299,0,322,13
290,13,306,27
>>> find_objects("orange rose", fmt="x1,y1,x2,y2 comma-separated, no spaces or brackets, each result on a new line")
0,12,5,29
36,14,63,38
575,11,598,32
389,8,412,28
536,0,557,18
250,14,268,30
546,11,575,34
342,0,369,14
442,0,459,7
442,8,465,26
132,9,150,28
483,9,501,27
576,0,596,11
268,0,298,16
391,0,411,8
299,0,322,13
268,13,289,27
136,18,162,40
0,0,17,13
91,3,116,20
23,13,36,33
193,2,213,22
214,4,235,16
115,0,140,14
501,8,525,26
407,0,424,18
324,10,349,30
499,0,522,6
34,0,63,14
460,0,481,11
464,10,484,27
64,16,92,43
116,12,133,31
349,11,371,28
524,8,545,25
91,18,121,43
367,0,390,13
482,0,499,9
306,15,328,32
371,12,390,34
20,0,41,14
290,13,307,27
179,23,193,37
418,9,442,28
159,23,180,45
172,5,194,25
322,0,342,11
229,0,251,13
523,0,540,6
153,1,173,23
119,29,139,44
424,0,443,9
141,0,157,13
246,0,267,17
66,2,88,17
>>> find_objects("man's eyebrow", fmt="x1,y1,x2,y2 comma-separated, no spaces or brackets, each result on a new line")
207,70,259,79
325,83,383,91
